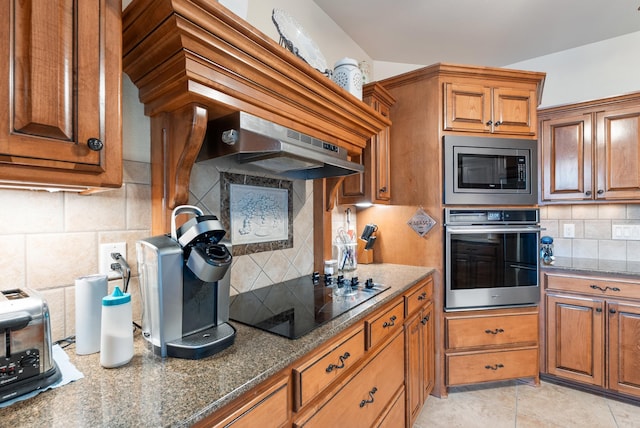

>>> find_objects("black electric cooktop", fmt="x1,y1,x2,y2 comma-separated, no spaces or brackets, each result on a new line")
228,274,389,339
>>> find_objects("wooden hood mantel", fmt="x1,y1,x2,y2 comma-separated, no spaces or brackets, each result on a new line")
122,0,389,233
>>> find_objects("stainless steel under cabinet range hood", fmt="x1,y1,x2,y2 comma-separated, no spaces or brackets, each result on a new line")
197,112,364,180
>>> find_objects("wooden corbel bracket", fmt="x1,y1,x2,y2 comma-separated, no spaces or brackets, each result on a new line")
150,104,209,234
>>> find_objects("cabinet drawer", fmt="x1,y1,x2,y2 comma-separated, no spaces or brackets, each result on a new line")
446,313,538,350
446,348,538,386
377,387,405,428
295,333,404,428
212,375,290,428
404,278,433,317
293,329,365,409
545,273,640,300
366,300,405,350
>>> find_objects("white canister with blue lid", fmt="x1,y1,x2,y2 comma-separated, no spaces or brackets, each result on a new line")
100,286,134,368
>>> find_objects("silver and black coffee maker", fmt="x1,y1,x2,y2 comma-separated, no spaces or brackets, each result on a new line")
137,205,235,359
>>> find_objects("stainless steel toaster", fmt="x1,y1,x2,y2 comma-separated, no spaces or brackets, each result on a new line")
0,288,61,402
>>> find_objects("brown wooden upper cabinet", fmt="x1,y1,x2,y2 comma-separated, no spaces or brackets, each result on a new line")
0,0,122,191
539,92,640,202
444,82,537,136
339,83,395,205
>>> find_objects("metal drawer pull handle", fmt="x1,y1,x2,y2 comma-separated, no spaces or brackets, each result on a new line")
421,314,430,325
485,328,504,335
326,352,351,372
485,364,504,370
359,387,378,408
590,285,621,292
418,292,427,301
383,315,397,328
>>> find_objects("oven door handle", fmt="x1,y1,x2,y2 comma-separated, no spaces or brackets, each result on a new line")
509,264,537,271
445,226,543,234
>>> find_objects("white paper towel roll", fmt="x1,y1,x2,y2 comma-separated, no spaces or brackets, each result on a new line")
75,274,108,355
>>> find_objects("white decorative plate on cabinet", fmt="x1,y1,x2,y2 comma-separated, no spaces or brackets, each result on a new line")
272,8,329,74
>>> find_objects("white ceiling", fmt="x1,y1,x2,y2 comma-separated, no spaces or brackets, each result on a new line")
313,0,640,67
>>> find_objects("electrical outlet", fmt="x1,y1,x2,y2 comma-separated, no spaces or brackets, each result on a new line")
99,242,127,279
563,223,575,238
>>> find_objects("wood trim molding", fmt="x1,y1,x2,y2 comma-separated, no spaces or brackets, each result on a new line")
123,0,389,234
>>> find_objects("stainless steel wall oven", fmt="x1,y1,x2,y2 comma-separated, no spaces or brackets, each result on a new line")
444,208,541,311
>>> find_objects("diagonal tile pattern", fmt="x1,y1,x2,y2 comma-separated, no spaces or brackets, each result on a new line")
415,381,640,428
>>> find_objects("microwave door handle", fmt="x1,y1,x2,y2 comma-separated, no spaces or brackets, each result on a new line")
446,226,543,234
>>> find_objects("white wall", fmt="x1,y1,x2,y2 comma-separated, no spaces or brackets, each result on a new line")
507,31,640,108
372,31,640,109
247,0,371,73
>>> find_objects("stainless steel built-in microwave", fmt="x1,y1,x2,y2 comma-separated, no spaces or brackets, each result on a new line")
443,135,538,205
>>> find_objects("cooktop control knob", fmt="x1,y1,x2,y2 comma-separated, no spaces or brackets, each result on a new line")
365,278,374,289
351,277,359,287
311,271,320,284
337,275,346,287
324,273,334,286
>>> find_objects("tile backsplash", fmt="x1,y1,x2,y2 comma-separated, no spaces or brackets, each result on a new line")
540,204,640,261
0,160,152,341
0,160,317,342
188,161,315,295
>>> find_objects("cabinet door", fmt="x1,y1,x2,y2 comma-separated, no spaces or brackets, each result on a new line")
404,311,422,426
421,302,435,399
444,83,492,133
374,101,391,202
595,106,640,200
0,0,121,189
491,87,536,136
540,113,593,201
607,301,640,399
546,294,604,386
339,88,392,205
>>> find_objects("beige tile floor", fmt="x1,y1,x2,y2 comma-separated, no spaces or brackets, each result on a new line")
414,380,640,427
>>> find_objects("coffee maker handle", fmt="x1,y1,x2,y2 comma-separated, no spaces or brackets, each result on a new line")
171,205,204,241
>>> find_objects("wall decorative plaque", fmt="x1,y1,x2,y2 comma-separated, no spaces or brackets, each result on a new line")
407,208,437,237
221,173,293,255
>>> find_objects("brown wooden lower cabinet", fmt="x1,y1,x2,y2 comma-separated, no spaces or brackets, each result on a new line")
404,278,434,427
200,274,434,428
546,294,604,385
608,301,640,397
444,306,540,389
447,348,538,385
293,332,405,427
377,387,406,428
197,374,290,428
544,271,640,401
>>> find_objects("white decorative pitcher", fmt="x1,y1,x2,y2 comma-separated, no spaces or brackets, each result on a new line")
332,57,362,100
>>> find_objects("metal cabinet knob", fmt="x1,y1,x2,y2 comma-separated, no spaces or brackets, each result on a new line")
87,138,103,151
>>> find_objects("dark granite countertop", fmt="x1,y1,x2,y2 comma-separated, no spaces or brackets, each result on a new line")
3,264,434,428
541,257,640,279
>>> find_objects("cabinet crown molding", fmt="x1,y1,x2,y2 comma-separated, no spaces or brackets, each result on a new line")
122,0,390,233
